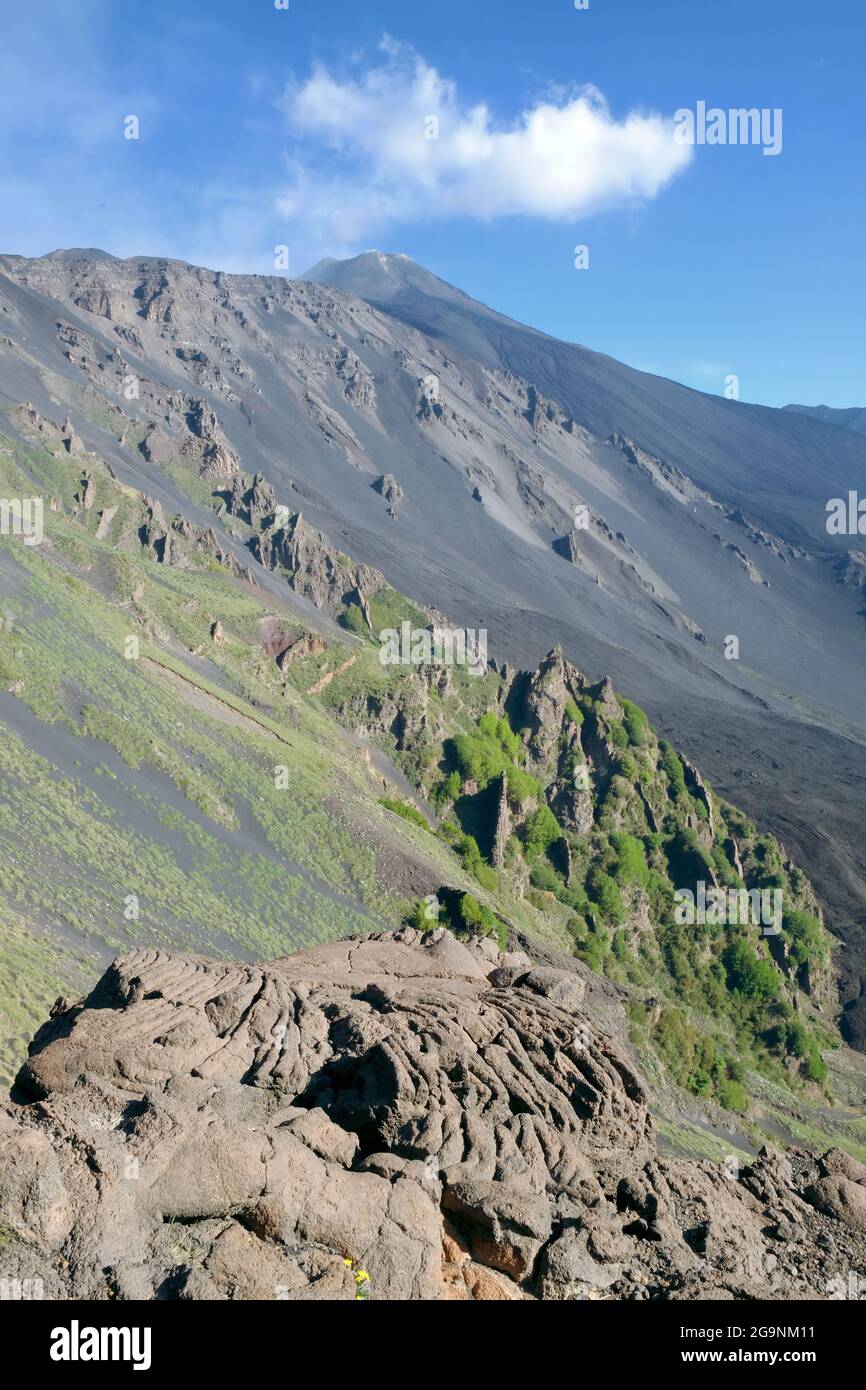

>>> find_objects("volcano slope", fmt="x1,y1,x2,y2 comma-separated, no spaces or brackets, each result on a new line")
0,248,863,1044
3,928,866,1302
0,399,850,1143
1,360,866,1300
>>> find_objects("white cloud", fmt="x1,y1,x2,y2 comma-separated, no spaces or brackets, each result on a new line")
276,40,692,242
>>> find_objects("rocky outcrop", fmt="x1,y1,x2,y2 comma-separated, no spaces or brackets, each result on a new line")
681,755,715,838
75,472,96,511
517,646,584,778
251,511,384,615
95,504,118,540
223,471,278,529
2,930,864,1302
609,431,698,503
512,648,594,831
137,397,239,480
491,772,512,868
714,534,770,586
139,422,176,466
137,498,241,573
179,398,238,479
725,506,807,564
554,529,583,565
373,473,403,503
275,631,327,671
336,346,376,412
13,403,86,457
834,549,866,605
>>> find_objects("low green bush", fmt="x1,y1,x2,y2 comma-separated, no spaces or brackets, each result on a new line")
621,698,649,747
379,797,428,830
587,868,626,926
523,804,560,861
723,940,780,1001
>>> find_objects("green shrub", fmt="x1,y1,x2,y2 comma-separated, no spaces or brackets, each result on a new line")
379,797,428,830
449,732,506,787
712,845,741,889
530,861,563,894
406,898,438,931
621,698,649,747
523,804,560,861
571,916,609,971
608,720,629,750
558,882,590,913
565,697,584,727
448,714,526,792
785,1020,811,1058
453,894,508,951
783,909,825,969
459,892,495,934
653,1007,694,1084
478,712,523,760
610,832,650,890
451,832,496,889
434,770,462,804
437,819,461,845
339,602,371,638
717,1078,748,1113
804,1047,828,1084
615,752,638,780
587,869,626,926
505,764,541,802
723,940,780,1001
660,744,687,799
612,929,631,963
666,828,715,888
474,862,498,892
688,1067,713,1098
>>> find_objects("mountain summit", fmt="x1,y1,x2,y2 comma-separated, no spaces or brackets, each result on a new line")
302,249,473,307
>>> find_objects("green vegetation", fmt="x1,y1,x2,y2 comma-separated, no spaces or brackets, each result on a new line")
586,869,626,926
565,697,584,727
447,712,529,793
610,832,650,890
437,823,498,892
783,908,825,971
649,1006,749,1112
621,698,649,747
523,804,560,861
379,797,429,831
660,742,688,799
0,429,841,1134
723,940,780,1001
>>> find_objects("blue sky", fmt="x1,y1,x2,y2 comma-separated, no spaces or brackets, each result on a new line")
0,0,863,408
